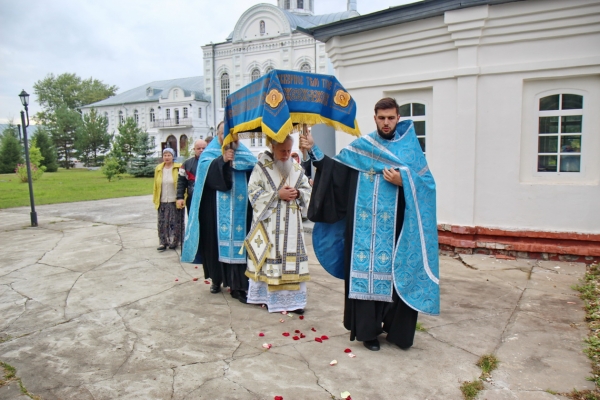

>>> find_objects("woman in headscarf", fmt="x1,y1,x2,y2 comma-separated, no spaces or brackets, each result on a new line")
153,148,184,251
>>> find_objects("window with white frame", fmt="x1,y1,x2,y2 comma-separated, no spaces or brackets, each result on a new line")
537,94,583,173
265,67,273,74
300,63,311,72
221,73,230,108
298,0,304,8
251,68,261,81
118,110,124,125
251,136,256,147
133,110,139,124
150,108,155,122
399,103,426,153
198,107,202,118
166,109,171,120
183,107,188,119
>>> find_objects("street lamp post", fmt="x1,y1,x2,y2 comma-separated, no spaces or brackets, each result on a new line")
19,89,38,227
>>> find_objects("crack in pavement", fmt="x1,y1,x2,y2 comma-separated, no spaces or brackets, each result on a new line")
292,345,336,398
112,307,140,378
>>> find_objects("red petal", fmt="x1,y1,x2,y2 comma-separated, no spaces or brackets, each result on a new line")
259,333,265,337
282,332,290,337
293,336,300,340
204,280,210,284
175,278,179,281
344,348,352,353
321,335,329,340
294,329,300,333
315,337,322,343
300,333,306,338
311,327,316,332
195,266,198,269
192,278,198,281
299,315,304,320
274,396,283,400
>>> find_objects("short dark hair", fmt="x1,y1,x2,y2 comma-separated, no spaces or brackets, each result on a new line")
374,97,400,115
216,121,224,130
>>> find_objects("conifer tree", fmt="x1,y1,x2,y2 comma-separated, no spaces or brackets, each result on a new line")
0,128,24,173
128,132,157,177
32,128,58,172
75,108,111,166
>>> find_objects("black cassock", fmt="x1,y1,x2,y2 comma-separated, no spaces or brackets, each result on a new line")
197,156,251,292
309,155,419,349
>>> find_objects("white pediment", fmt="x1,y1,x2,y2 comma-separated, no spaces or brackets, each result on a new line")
232,4,291,43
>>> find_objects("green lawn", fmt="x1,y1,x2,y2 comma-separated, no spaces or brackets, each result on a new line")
0,168,153,209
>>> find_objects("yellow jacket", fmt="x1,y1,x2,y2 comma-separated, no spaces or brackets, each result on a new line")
153,162,182,210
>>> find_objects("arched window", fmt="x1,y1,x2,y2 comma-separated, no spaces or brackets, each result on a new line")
133,110,139,124
300,63,311,72
399,103,426,153
220,73,230,108
537,93,583,172
265,67,273,74
166,135,177,157
251,68,261,81
180,135,188,153
118,110,124,125
149,108,155,122
298,0,304,8
260,20,265,35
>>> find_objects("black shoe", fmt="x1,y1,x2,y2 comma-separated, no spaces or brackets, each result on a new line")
210,284,221,294
157,245,166,251
231,290,248,304
291,309,304,315
168,243,177,249
363,339,380,351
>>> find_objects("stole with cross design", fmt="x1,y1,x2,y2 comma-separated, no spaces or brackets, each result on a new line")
216,170,249,264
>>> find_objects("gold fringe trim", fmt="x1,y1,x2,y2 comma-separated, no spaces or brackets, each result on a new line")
268,283,300,292
222,113,361,150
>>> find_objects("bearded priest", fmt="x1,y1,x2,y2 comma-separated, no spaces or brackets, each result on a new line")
244,135,312,314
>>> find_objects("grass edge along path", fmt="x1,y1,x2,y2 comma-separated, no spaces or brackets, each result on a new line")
0,168,153,209
0,361,41,400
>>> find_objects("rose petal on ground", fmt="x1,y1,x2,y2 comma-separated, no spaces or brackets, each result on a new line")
262,343,272,349
321,335,329,340
311,327,316,332
300,333,306,338
259,332,265,337
348,353,356,358
341,391,351,399
204,280,210,284
192,278,198,281
281,311,288,315
293,336,299,340
274,396,283,400
299,315,304,320
315,337,322,343
294,329,300,333
282,332,290,337
279,319,285,323
344,348,352,353
330,360,338,366
175,278,179,281
194,266,198,269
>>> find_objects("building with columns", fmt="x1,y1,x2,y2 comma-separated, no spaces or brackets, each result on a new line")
308,0,600,261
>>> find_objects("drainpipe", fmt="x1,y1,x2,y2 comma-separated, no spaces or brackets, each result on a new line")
211,43,217,136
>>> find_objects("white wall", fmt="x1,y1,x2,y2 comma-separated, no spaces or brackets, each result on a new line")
325,0,600,234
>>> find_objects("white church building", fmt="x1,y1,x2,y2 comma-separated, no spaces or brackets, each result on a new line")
308,0,600,262
82,0,359,157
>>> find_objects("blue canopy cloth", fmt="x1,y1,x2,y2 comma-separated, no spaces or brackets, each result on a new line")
222,69,361,149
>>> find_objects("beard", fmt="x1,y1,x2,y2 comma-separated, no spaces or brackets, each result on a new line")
377,124,397,140
274,158,293,177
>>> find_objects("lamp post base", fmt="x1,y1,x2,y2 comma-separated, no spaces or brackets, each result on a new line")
30,212,38,227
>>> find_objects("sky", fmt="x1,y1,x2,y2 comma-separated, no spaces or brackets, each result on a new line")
0,0,420,124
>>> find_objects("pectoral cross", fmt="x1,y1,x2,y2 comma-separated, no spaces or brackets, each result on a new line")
364,167,376,182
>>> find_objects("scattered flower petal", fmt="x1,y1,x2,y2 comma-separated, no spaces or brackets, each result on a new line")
321,335,329,340
315,337,323,343
287,314,293,318
348,353,356,358
293,336,300,340
567,301,576,304
279,319,285,323
259,332,265,337
295,329,300,333
344,348,352,353
274,396,283,400
341,391,351,399
281,311,288,315
330,360,338,366
261,304,266,308
299,315,304,320
282,332,290,337
175,278,179,281
204,280,210,284
192,278,198,281
195,266,198,269
311,327,316,332
300,333,306,338
262,343,272,349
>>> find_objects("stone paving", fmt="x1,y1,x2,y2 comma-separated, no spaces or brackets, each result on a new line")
0,196,595,399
